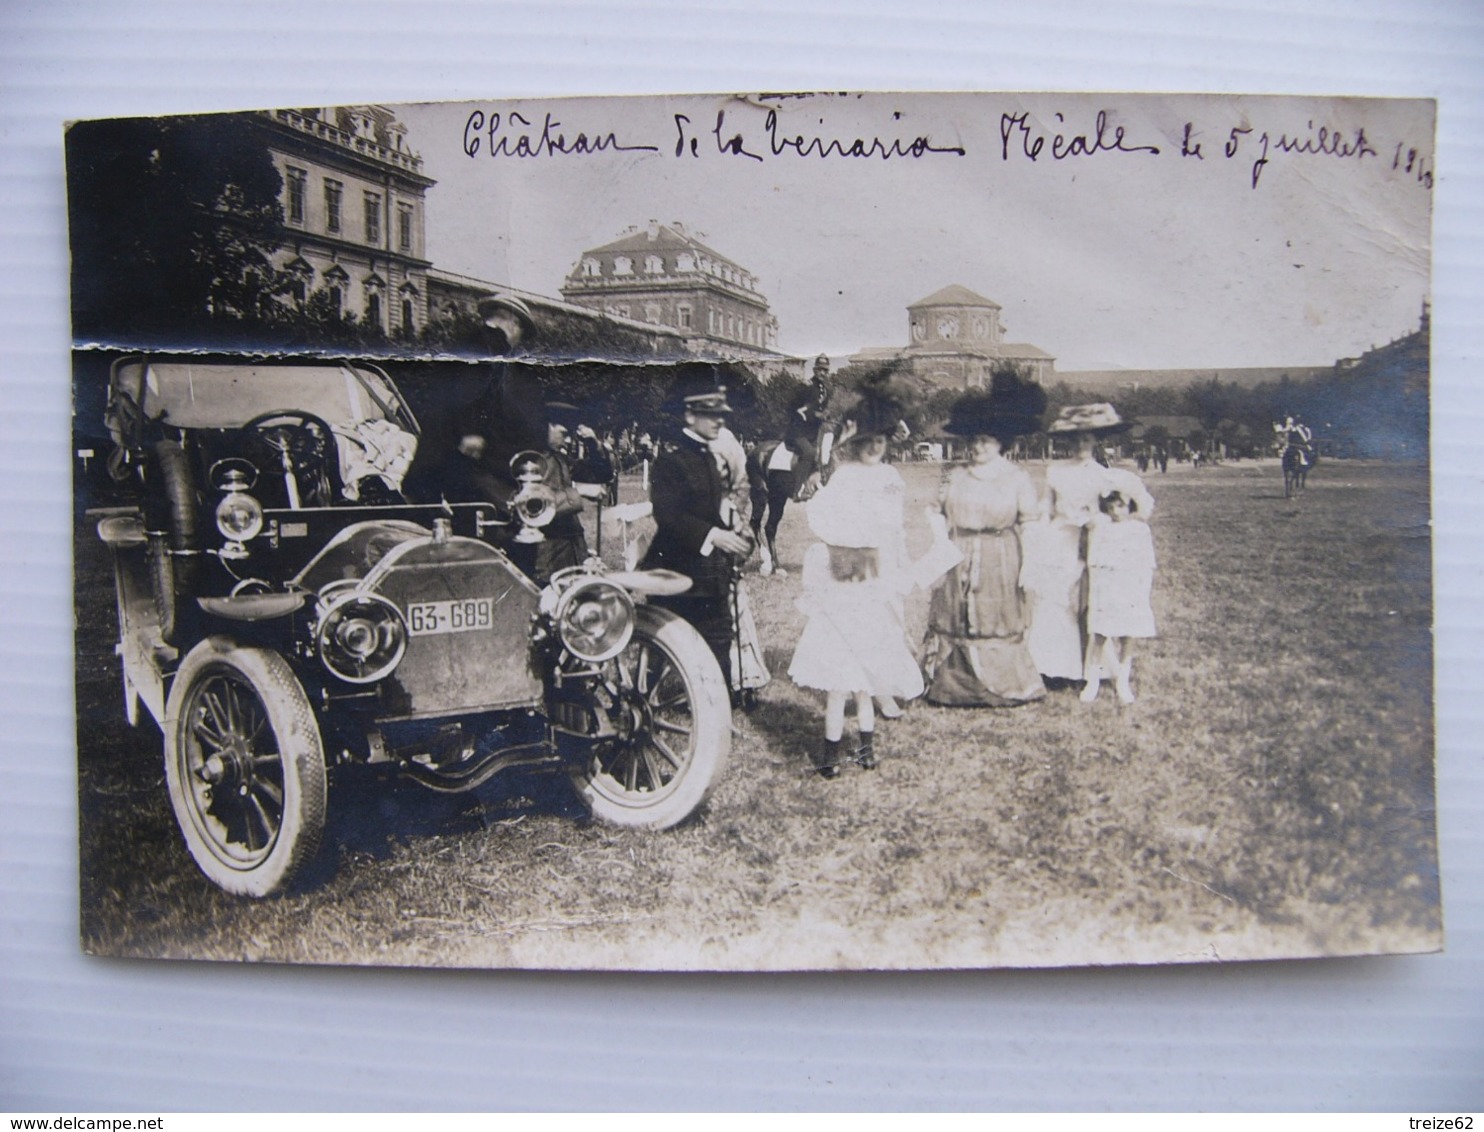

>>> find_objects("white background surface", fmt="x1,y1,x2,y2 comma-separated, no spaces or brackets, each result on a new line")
2,0,1480,1111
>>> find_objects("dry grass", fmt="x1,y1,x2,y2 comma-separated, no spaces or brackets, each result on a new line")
73,458,1440,969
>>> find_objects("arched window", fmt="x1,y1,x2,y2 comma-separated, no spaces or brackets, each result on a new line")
645,254,664,274
676,253,695,273
613,256,633,276
581,257,600,277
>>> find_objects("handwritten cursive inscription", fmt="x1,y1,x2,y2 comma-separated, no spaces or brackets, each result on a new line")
463,110,659,158
673,109,965,162
1225,121,1378,189
452,101,1427,195
1000,110,1161,162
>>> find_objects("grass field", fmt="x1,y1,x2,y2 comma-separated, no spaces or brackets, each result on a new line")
73,456,1440,969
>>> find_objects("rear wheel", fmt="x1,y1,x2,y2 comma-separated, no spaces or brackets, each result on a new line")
164,638,327,896
568,605,731,829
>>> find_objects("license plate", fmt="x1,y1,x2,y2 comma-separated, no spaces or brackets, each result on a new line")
406,597,495,636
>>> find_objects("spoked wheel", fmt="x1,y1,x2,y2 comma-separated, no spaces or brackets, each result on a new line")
568,605,731,829
164,638,327,896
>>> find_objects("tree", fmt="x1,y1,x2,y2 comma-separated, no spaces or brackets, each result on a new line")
67,113,287,343
1184,376,1233,435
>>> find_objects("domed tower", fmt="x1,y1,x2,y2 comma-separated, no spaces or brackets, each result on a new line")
907,284,1004,354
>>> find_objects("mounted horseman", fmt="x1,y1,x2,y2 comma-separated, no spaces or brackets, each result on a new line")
1275,414,1318,497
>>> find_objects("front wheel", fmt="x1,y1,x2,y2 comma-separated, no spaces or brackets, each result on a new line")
164,638,327,896
568,605,731,829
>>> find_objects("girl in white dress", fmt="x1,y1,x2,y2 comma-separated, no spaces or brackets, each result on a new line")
789,409,926,777
1025,403,1154,686
1080,489,1157,704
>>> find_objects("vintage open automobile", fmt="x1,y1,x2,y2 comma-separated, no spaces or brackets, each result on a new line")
91,355,730,896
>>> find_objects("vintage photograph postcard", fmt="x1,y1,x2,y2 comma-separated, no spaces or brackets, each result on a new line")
68,92,1438,970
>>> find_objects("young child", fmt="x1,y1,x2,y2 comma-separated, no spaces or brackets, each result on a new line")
787,413,926,777
1080,489,1157,704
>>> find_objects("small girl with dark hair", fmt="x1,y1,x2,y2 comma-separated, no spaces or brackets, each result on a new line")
1080,488,1158,704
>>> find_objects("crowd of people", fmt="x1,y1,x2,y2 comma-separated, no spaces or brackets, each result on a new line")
405,295,1164,781
628,364,1163,779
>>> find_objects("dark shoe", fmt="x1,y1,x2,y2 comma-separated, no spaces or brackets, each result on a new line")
856,732,877,770
810,738,843,779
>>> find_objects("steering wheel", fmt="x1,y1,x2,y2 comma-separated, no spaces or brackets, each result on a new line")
242,409,336,507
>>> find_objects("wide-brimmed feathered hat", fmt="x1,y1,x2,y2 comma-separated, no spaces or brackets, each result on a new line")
844,374,913,441
1046,402,1130,436
944,371,1048,439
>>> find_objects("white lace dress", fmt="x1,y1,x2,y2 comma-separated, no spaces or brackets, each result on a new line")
787,461,925,698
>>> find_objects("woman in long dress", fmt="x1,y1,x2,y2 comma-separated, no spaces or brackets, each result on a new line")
1024,403,1155,684
922,377,1048,707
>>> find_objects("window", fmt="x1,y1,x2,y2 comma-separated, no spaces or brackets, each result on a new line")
401,297,414,331
676,253,695,273
366,292,381,328
324,180,342,234
581,257,600,277
398,204,413,252
645,254,664,274
613,256,633,276
327,286,342,315
678,304,692,331
286,167,307,224
364,192,381,244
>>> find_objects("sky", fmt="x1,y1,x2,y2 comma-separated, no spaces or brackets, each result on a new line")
398,92,1434,372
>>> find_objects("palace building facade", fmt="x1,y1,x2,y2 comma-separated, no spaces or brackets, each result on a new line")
258,106,435,337
559,221,798,376
851,284,1056,388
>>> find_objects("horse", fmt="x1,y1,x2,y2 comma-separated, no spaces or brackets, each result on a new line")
1282,442,1316,498
746,436,808,575
746,373,833,575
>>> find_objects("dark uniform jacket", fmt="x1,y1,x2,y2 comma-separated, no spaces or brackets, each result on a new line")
641,430,730,601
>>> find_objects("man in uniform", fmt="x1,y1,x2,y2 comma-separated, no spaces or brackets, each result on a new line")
641,366,754,681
